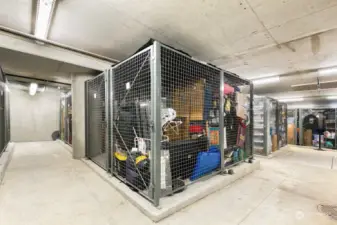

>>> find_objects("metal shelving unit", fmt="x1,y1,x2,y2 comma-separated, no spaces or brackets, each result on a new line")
298,108,337,149
253,96,278,156
277,102,287,148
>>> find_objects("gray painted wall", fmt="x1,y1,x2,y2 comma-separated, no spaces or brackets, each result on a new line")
9,83,61,142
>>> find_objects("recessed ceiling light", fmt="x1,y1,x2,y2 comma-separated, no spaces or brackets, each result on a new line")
278,97,304,102
252,76,280,85
35,0,56,39
319,67,337,77
326,96,337,100
29,83,38,96
291,82,317,87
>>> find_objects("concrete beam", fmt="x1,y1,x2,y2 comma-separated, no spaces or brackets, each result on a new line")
0,30,113,71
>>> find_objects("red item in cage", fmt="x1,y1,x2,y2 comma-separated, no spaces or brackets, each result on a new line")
236,119,247,148
189,125,203,133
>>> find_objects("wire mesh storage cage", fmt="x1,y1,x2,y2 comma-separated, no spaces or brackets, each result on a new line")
253,96,278,156
287,109,298,145
0,67,10,156
298,108,337,148
85,41,253,206
277,102,287,148
85,72,110,170
60,91,72,145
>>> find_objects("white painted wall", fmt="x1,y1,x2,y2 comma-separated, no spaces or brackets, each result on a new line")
9,83,61,142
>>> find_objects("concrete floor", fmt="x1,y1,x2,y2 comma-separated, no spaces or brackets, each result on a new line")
0,142,337,225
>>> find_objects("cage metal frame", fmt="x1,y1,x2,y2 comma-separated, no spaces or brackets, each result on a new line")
85,71,110,170
85,41,254,206
0,68,11,156
276,102,288,149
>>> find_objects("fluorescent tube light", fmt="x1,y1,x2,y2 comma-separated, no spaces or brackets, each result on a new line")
319,67,337,77
291,82,316,87
29,83,38,96
35,0,55,39
327,96,337,100
252,76,280,85
278,97,304,102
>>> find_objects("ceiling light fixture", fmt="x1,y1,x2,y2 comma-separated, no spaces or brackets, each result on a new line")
291,82,317,87
327,96,337,100
319,67,337,77
34,0,56,39
278,97,304,102
252,76,280,85
5,84,10,92
29,83,38,96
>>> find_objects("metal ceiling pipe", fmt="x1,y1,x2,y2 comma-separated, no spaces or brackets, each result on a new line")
0,25,119,64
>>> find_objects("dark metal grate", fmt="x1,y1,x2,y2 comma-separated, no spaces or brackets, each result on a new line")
111,49,152,200
160,46,221,188
222,72,253,166
86,74,107,169
0,71,10,156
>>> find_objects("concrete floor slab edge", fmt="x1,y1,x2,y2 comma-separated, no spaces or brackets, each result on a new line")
254,145,290,159
56,140,73,155
0,142,15,184
82,158,260,222
55,141,260,222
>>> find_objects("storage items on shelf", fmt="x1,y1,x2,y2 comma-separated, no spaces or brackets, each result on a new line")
253,96,265,155
298,108,337,149
287,109,297,145
84,40,253,206
277,103,287,148
253,96,279,156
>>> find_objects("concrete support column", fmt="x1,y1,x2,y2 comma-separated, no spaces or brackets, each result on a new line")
71,74,93,159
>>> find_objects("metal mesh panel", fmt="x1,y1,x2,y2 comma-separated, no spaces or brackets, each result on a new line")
299,108,336,148
278,103,287,148
0,83,5,155
222,72,253,169
111,49,152,201
4,83,10,145
108,42,253,205
86,73,108,169
253,96,266,155
0,79,10,156
65,92,72,145
160,45,221,194
287,109,297,145
60,93,66,141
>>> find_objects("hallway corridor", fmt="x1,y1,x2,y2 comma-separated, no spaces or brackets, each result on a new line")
0,142,152,225
1,142,337,225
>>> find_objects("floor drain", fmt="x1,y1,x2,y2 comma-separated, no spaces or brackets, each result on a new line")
317,204,337,220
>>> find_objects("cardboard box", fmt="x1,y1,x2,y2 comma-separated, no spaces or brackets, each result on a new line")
272,134,278,152
173,79,205,121
287,124,295,144
304,129,312,146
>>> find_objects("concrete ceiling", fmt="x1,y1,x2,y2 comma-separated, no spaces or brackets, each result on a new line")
0,47,96,83
1,0,337,99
